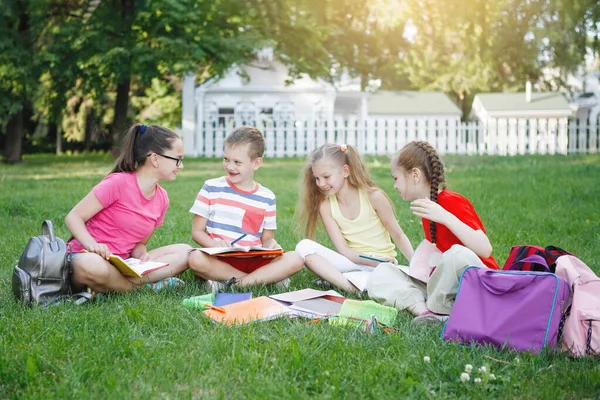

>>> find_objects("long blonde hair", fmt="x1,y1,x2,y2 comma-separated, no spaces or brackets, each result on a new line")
296,143,379,239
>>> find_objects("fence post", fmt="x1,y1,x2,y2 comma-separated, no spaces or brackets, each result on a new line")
578,118,587,154
528,118,537,154
517,119,526,155
447,118,457,154
497,118,507,155
589,117,598,153
557,118,568,154
507,118,517,156
461,120,469,155
548,118,558,155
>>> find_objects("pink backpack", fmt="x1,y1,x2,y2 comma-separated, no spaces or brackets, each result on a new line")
555,255,600,357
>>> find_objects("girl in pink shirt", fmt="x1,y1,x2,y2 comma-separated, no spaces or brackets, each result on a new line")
66,123,191,295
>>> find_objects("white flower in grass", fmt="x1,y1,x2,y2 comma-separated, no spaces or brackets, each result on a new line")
474,377,482,384
460,372,470,382
489,374,496,380
464,364,473,373
478,366,487,374
515,357,520,364
423,356,430,363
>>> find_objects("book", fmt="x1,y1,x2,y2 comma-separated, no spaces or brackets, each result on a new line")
397,240,443,283
81,250,169,278
289,298,344,318
269,288,344,304
108,255,169,278
204,296,290,326
213,292,252,307
197,246,284,258
343,270,373,292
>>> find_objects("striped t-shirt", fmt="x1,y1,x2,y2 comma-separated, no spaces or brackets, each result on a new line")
189,176,276,246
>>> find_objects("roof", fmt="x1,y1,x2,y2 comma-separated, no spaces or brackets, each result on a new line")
336,90,462,116
474,92,571,115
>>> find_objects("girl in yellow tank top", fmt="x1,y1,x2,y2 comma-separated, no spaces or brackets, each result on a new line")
295,143,414,293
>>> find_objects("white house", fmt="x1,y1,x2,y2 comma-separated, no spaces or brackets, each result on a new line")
335,90,462,120
180,50,463,156
469,83,573,154
469,84,573,121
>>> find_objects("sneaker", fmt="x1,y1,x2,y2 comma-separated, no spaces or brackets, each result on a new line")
412,311,449,326
275,278,290,290
146,277,185,293
206,280,226,294
206,277,237,294
312,278,332,288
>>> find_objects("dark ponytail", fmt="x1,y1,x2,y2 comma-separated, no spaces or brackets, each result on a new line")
394,141,446,244
111,123,179,173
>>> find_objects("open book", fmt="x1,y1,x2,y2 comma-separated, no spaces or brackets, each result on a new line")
197,246,283,258
397,240,443,283
343,270,374,293
107,255,169,278
81,250,169,278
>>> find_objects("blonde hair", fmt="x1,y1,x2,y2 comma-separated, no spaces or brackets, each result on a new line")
297,143,380,239
225,126,265,159
393,141,447,243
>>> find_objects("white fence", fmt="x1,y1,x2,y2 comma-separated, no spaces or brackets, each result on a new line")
185,117,600,157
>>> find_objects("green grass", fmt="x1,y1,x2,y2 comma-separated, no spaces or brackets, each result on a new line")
1,153,600,399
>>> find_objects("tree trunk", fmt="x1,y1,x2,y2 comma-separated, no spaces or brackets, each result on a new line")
84,110,93,154
56,123,62,154
4,110,23,163
110,0,135,155
360,72,367,91
111,78,131,153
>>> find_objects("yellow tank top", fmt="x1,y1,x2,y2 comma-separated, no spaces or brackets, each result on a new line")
328,189,396,258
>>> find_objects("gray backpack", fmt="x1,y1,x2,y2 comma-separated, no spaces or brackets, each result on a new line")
12,220,72,306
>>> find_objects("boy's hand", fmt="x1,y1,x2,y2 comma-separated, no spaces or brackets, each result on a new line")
213,238,231,247
263,239,282,250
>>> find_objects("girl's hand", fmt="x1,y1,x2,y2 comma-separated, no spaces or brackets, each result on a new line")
410,198,450,224
138,252,150,262
86,243,111,260
384,257,398,265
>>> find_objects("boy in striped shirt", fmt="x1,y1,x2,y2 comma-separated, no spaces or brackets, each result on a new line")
188,126,303,291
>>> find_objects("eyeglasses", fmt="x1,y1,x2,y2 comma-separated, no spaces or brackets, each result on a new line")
154,153,184,167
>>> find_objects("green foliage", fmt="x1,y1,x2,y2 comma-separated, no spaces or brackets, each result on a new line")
131,78,182,128
2,0,599,154
1,154,600,398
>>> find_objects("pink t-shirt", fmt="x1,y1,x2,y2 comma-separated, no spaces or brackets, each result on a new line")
69,172,169,258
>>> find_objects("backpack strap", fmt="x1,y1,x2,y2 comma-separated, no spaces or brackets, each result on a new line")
507,254,551,272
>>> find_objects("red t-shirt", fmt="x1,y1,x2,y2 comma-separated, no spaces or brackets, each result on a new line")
422,190,499,270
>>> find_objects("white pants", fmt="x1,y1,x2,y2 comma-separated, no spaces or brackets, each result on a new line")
295,239,374,273
367,244,486,315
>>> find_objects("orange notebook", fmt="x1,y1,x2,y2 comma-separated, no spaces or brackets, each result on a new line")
197,246,283,259
204,296,290,326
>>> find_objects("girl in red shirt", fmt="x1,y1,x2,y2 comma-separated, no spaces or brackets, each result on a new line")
367,141,499,325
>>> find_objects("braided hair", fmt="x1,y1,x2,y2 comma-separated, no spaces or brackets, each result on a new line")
394,141,446,243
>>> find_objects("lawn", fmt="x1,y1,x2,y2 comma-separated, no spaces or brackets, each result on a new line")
1,152,599,399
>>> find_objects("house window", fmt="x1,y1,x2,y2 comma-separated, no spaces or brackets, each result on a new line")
218,108,235,126
274,101,295,123
235,101,257,124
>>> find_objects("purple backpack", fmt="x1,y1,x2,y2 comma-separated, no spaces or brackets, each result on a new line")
442,255,570,353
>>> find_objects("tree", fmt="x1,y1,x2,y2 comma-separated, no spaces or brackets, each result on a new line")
0,0,38,163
